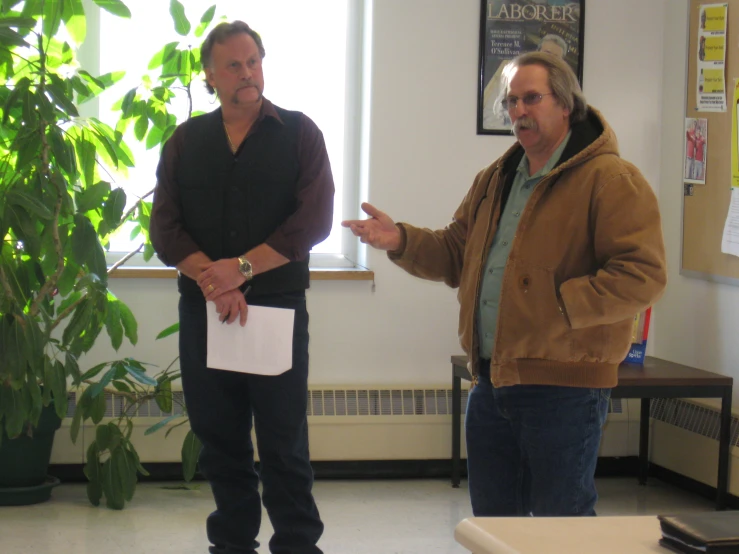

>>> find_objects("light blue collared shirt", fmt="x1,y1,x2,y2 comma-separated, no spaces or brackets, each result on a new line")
477,131,572,359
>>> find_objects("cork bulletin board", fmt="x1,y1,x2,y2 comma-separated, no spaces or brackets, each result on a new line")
682,0,739,284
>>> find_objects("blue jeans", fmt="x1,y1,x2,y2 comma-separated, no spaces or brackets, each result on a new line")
465,363,611,516
179,291,323,554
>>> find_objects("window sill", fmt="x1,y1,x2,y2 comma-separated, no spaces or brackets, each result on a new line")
108,267,374,281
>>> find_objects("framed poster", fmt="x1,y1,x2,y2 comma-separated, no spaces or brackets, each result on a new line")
477,0,586,135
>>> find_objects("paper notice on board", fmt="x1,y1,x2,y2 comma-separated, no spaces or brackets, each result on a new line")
721,188,739,257
733,79,739,188
684,118,708,184
697,3,728,112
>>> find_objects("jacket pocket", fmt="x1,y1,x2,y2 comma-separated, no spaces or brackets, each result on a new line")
496,261,572,361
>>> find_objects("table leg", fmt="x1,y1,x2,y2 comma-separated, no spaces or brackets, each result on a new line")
639,398,650,485
717,388,733,510
452,371,461,488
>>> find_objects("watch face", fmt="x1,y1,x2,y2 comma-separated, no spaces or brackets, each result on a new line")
239,258,252,278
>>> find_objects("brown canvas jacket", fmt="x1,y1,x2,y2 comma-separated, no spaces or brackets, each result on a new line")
389,107,667,388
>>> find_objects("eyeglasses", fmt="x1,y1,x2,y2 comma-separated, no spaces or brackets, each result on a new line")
501,92,554,110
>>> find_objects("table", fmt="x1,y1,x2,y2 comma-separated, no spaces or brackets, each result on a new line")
451,355,734,509
454,515,668,554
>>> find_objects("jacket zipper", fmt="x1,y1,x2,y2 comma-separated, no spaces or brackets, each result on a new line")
471,168,504,380
488,171,558,374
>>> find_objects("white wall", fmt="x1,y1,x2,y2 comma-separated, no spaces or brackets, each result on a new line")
655,0,739,406
85,0,672,389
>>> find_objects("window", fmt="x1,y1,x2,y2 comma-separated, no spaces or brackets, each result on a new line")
89,0,364,266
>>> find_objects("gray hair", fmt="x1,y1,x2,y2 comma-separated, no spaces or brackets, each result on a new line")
201,21,265,94
496,51,588,126
537,34,568,57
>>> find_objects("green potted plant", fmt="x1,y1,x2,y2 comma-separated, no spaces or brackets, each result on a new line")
0,0,214,508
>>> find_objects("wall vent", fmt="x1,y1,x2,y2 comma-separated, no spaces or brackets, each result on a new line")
64,390,624,418
651,398,739,448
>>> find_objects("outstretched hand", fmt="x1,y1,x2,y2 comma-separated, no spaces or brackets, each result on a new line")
341,202,401,251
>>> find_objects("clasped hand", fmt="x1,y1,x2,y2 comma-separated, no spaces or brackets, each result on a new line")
196,258,248,326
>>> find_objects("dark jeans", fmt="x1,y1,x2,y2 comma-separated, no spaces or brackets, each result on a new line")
465,362,611,517
179,291,323,554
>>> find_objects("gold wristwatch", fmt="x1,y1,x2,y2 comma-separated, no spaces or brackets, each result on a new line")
237,256,253,281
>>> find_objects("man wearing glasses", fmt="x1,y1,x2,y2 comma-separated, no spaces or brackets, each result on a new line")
342,52,666,517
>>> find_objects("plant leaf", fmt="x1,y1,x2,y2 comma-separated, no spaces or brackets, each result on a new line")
76,138,97,187
144,413,178,436
89,366,117,398
7,190,53,220
92,0,131,18
119,86,137,117
113,445,136,501
145,123,164,150
181,429,202,482
0,17,36,29
70,397,84,444
147,41,178,70
51,360,68,420
95,422,112,451
61,0,86,45
0,386,24,439
123,362,156,386
46,79,79,117
0,26,29,47
2,76,30,125
90,388,106,424
84,442,102,506
118,301,138,345
76,181,110,214
133,113,148,141
155,380,172,413
194,5,216,37
42,0,63,38
88,239,108,283
169,0,190,36
26,371,43,426
70,213,97,264
125,442,149,476
105,299,123,350
65,352,82,382
155,322,179,340
112,380,132,394
79,361,108,381
101,457,124,509
97,70,125,88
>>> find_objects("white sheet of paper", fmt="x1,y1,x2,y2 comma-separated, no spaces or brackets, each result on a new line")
206,303,294,375
721,187,739,257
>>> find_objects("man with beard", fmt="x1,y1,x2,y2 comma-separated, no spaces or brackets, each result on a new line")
151,20,333,554
342,52,666,517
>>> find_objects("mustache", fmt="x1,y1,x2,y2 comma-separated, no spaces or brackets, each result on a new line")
513,116,538,134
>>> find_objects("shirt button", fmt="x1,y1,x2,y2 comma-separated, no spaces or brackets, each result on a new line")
488,269,493,275
502,241,508,246
483,300,488,306
514,212,520,217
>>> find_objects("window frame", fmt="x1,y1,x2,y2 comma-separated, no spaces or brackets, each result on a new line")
78,0,369,273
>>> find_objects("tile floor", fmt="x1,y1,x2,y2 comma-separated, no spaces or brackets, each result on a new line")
0,477,715,553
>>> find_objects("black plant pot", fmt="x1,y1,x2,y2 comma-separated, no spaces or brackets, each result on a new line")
0,404,62,506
